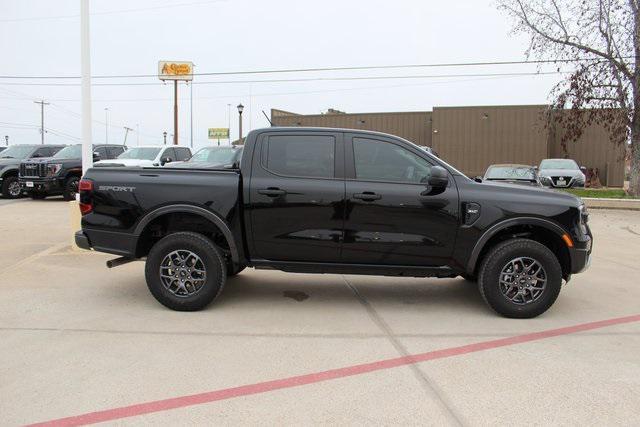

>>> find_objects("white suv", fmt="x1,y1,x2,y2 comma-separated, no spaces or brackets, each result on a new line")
94,145,192,167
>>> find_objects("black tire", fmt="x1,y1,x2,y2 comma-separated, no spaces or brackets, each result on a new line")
478,238,562,318
1,175,22,198
30,192,47,200
63,176,80,201
227,266,246,277
145,232,226,311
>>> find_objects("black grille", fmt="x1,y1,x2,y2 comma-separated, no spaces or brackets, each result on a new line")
20,163,46,178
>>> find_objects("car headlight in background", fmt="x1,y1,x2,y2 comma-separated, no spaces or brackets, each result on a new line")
47,163,62,176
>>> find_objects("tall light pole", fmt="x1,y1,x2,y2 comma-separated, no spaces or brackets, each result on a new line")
4,135,8,146
123,126,133,145
80,0,93,173
163,131,167,145
34,100,49,144
104,107,109,143
237,103,244,145
189,79,193,149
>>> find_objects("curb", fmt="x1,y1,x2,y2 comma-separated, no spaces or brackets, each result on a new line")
582,197,640,211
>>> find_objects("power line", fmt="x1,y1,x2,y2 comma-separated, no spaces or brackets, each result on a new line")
0,71,566,87
0,58,620,80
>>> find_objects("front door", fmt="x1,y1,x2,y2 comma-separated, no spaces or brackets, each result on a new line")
247,131,345,262
341,134,459,266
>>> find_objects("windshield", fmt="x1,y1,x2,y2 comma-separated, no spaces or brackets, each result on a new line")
189,147,239,163
539,159,579,170
53,145,81,159
486,166,536,180
117,147,161,160
0,145,35,159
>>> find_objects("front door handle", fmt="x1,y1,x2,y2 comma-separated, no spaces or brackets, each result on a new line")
258,188,286,197
353,192,381,201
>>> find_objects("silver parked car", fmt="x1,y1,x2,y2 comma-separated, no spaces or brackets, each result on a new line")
537,158,586,188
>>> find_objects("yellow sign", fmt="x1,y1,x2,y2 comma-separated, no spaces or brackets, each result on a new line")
208,128,229,139
158,61,194,81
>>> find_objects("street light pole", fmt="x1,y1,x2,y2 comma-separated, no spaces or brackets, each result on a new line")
4,135,8,146
237,103,244,145
80,0,93,173
163,131,167,145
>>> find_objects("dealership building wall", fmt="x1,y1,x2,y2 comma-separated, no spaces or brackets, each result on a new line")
271,106,625,186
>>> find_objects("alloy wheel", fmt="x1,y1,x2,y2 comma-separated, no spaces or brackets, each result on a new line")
159,249,207,297
499,257,547,305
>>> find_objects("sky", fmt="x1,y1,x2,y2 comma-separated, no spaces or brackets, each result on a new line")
0,0,566,150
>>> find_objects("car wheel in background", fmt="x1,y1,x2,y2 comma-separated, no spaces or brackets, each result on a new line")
145,232,226,311
478,238,562,318
1,176,22,198
63,176,80,201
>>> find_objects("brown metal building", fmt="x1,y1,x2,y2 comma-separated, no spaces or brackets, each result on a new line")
271,106,625,186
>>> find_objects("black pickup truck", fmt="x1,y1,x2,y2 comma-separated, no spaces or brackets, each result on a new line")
75,127,592,318
20,143,126,200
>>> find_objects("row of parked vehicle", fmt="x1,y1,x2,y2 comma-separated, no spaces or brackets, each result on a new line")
480,159,587,188
0,143,243,200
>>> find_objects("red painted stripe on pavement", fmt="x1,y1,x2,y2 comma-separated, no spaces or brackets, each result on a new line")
28,313,640,427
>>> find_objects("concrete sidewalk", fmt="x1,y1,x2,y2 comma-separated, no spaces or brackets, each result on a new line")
0,200,639,426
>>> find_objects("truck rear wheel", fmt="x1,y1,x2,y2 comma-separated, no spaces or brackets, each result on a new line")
145,232,227,311
478,238,562,318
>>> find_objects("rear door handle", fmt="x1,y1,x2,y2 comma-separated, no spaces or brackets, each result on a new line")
258,188,286,197
353,192,381,201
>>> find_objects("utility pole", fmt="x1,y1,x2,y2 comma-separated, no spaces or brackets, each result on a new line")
163,131,167,145
4,135,8,146
173,81,178,145
104,107,109,143
227,103,231,145
189,80,193,149
123,126,133,145
34,100,49,144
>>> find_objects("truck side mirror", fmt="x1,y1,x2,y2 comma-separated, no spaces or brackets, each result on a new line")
474,176,483,183
428,165,449,187
161,157,172,165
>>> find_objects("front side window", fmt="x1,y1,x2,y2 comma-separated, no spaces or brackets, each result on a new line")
264,135,335,178
176,148,191,161
486,166,537,180
107,147,125,159
0,145,37,159
353,138,432,183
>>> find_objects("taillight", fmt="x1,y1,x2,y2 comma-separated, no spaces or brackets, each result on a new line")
79,179,93,215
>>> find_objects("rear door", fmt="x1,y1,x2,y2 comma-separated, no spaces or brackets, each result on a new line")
341,133,459,266
247,131,345,262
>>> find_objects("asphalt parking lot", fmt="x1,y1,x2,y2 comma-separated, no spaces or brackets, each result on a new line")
1,198,639,426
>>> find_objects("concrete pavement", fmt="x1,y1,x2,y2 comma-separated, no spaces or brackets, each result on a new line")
0,199,639,426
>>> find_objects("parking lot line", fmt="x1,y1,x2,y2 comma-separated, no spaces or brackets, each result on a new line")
27,313,640,427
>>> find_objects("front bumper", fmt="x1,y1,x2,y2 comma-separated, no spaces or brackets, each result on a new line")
19,177,63,193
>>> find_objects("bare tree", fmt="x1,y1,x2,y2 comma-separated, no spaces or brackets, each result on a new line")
499,0,639,195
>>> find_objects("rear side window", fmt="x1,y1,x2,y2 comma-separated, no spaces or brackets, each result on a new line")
94,147,108,158
264,135,335,178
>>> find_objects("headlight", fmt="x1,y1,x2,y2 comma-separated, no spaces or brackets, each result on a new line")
578,204,589,233
47,163,62,176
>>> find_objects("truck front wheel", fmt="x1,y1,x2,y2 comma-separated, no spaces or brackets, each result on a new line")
145,232,227,311
478,238,562,318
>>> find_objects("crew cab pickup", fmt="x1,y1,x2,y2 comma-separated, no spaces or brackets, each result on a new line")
75,127,592,318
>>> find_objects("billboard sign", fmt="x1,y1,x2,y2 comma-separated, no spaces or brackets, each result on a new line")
158,61,194,81
208,128,229,139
